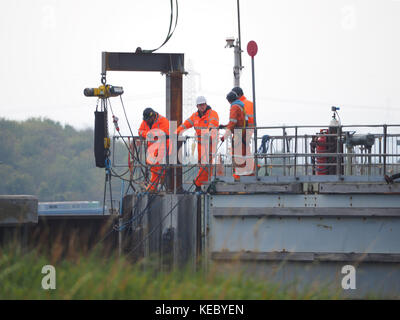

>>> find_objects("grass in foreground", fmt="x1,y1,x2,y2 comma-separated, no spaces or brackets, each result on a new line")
0,245,345,300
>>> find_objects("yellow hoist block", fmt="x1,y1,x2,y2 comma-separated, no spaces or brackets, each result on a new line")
84,85,124,98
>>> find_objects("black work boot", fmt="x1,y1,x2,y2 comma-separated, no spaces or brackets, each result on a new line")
384,174,394,184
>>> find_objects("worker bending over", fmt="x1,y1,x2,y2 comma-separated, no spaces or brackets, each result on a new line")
176,96,219,191
220,91,250,180
138,108,169,192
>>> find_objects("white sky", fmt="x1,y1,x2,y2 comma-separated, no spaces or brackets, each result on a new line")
1,0,400,133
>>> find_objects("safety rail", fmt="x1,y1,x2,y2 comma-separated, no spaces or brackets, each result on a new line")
110,124,400,188
253,124,400,177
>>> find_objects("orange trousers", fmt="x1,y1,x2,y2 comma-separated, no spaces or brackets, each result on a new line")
146,165,165,191
145,142,168,192
194,140,215,187
194,165,212,187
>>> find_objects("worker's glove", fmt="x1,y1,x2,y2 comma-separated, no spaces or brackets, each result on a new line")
146,132,158,141
218,124,227,129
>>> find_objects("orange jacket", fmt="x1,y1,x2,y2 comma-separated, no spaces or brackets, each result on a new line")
177,106,219,136
240,95,254,127
138,113,169,161
225,99,246,133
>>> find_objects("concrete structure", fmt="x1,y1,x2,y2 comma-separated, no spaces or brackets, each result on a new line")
0,196,117,255
0,195,37,225
0,195,37,250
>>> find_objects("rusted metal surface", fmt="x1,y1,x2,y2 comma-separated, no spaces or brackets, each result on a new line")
166,72,183,192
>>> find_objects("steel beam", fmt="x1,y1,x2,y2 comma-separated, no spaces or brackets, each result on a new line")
213,182,302,194
211,251,400,263
102,52,185,73
319,182,400,194
210,194,400,209
211,207,400,217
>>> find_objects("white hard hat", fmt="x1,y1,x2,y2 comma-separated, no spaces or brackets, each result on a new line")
196,96,207,105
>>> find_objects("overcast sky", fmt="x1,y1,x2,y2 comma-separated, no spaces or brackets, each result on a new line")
1,0,399,134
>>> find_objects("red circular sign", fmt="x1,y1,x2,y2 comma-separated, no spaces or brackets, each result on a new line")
247,41,258,57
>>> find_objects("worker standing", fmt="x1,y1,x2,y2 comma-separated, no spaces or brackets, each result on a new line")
176,96,219,191
231,87,255,176
138,108,169,192
231,87,254,127
220,91,249,180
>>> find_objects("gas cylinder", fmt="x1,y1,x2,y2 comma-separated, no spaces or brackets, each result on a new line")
316,129,329,175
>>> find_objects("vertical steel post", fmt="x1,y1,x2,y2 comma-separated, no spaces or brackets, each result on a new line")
304,135,308,175
237,0,242,69
294,126,298,176
368,148,372,176
234,0,242,87
251,56,258,179
118,180,124,256
166,72,183,192
383,125,387,174
336,126,342,176
282,127,286,176
379,137,382,175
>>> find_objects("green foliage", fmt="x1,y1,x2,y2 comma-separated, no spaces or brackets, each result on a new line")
0,117,107,201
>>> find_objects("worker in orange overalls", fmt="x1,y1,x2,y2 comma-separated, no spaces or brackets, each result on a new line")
220,91,249,180
138,108,169,192
231,87,255,176
176,96,219,191
232,87,254,127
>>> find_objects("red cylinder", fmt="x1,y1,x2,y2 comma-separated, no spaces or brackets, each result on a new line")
316,129,329,175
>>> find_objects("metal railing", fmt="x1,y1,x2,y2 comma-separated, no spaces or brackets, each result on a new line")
253,124,400,177
110,124,400,189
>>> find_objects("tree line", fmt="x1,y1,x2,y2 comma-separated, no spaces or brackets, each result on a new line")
0,117,121,202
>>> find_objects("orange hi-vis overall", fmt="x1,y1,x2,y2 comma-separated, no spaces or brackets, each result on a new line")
239,95,255,175
177,106,219,187
224,99,250,180
240,95,254,127
138,113,169,191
